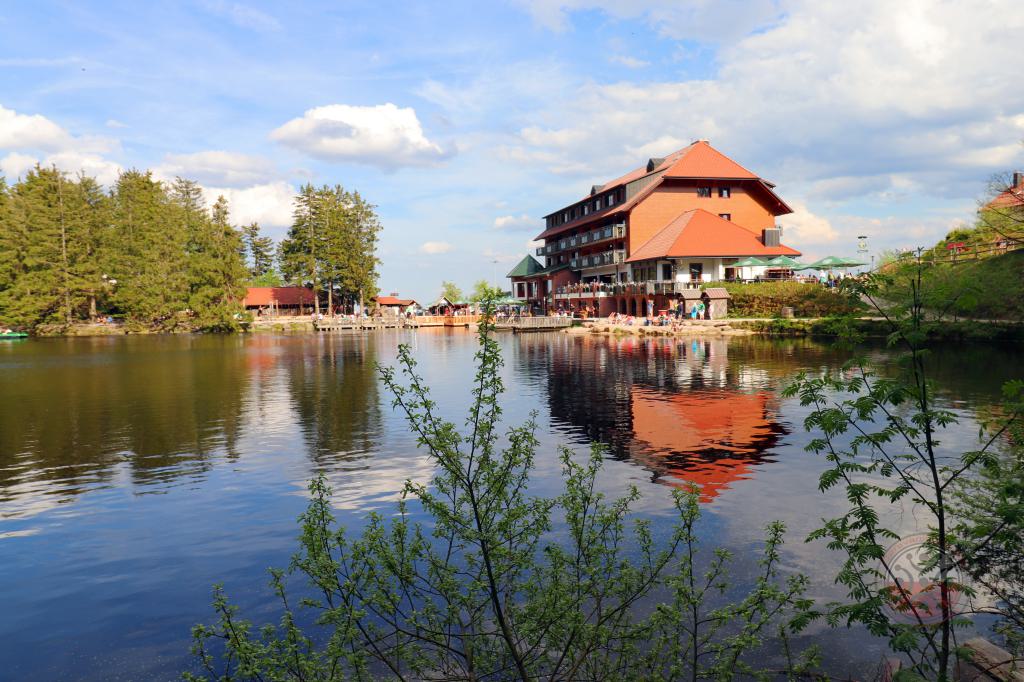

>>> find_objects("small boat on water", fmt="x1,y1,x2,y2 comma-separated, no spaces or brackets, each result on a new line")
0,331,28,339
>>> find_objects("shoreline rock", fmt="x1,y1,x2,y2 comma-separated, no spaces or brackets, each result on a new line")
567,320,753,337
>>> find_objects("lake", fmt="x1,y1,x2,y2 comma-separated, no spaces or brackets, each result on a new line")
0,329,1020,680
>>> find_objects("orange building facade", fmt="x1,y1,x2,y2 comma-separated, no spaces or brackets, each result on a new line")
509,141,802,315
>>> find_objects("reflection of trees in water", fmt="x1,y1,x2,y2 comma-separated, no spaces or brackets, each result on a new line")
521,334,803,501
284,334,381,467
0,336,250,517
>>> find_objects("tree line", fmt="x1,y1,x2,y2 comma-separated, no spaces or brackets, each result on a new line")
0,166,381,332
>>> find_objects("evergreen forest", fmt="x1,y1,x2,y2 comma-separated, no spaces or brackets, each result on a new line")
0,167,381,332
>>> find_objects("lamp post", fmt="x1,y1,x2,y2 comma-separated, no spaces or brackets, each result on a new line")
857,235,869,273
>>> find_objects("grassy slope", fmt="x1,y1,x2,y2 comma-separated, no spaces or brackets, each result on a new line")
884,250,1024,322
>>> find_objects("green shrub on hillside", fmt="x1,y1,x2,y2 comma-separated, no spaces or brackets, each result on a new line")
720,281,864,318
882,250,1024,322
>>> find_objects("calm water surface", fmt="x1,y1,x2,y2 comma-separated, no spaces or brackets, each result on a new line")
0,330,1020,680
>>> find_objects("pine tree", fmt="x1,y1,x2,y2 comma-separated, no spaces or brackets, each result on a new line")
280,184,382,315
184,195,248,331
242,222,275,280
0,167,86,327
279,183,323,315
340,188,381,311
108,170,189,327
68,174,111,321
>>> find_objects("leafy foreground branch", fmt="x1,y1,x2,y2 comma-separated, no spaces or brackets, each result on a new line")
784,270,1024,681
185,312,819,681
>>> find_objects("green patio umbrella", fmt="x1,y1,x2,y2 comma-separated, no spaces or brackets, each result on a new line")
732,256,768,267
765,255,802,268
807,255,854,269
838,256,867,267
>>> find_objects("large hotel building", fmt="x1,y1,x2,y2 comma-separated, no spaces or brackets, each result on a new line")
507,140,801,315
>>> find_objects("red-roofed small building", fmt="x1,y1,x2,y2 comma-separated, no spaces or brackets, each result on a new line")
243,287,316,316
510,140,801,315
373,295,418,315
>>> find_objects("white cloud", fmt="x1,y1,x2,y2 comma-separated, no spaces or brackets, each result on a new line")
0,152,38,180
419,241,453,254
0,104,121,185
44,151,122,186
201,181,295,232
782,201,839,247
505,0,1024,203
0,104,72,151
271,103,450,169
157,150,277,187
105,119,127,129
493,214,538,231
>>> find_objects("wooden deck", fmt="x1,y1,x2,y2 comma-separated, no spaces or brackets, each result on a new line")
313,315,483,332
313,318,412,332
494,317,575,333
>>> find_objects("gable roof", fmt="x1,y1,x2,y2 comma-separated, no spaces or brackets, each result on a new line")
662,141,758,179
625,209,801,262
375,296,417,306
535,141,791,241
506,255,545,278
243,287,316,307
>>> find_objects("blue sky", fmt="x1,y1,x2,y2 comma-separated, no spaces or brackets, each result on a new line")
2,1,1023,302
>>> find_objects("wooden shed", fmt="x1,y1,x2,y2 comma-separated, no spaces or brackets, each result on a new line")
701,288,730,319
678,289,703,315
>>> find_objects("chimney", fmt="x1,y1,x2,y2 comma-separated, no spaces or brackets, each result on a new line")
762,227,781,247
1013,171,1024,189
590,184,603,195
646,157,665,172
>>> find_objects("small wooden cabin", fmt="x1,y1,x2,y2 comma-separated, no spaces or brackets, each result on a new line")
701,288,730,319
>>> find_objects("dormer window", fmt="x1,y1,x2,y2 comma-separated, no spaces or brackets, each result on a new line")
593,200,600,211
719,187,731,198
582,204,589,216
606,194,614,207
697,187,711,198
719,213,732,221
563,212,569,222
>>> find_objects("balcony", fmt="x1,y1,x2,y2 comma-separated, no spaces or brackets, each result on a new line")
568,249,626,270
537,222,627,256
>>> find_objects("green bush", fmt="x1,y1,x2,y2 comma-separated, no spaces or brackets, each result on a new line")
720,281,864,318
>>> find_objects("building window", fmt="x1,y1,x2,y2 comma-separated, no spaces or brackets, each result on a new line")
605,194,614,207
719,187,731,198
661,263,672,281
563,212,569,222
697,187,711,198
517,283,525,298
719,213,731,221
593,200,600,211
582,204,588,215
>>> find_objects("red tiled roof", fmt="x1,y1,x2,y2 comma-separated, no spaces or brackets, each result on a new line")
625,209,801,262
243,287,316,307
662,141,758,179
535,141,791,241
374,296,417,306
987,184,1024,209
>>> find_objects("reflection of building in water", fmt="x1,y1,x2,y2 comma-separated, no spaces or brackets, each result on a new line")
531,334,786,501
629,388,781,502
